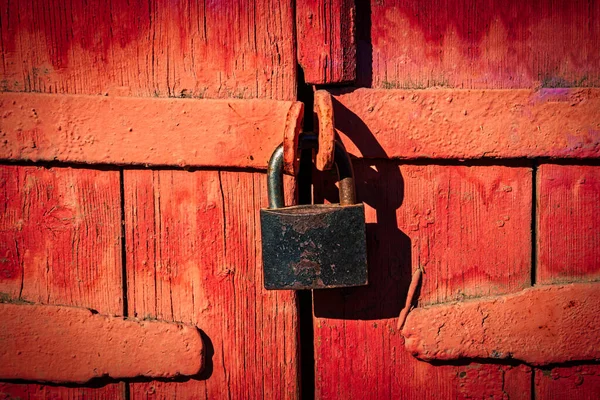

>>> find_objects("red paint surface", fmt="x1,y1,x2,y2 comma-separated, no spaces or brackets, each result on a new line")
0,0,297,100
0,165,125,397
312,160,532,398
296,0,356,84
403,283,600,365
0,302,203,383
124,170,299,399
0,92,301,169
537,165,600,284
331,88,600,160
367,0,600,88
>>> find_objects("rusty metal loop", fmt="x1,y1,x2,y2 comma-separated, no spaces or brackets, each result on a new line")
267,134,356,209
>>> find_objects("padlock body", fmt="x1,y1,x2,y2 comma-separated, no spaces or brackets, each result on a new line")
260,203,368,289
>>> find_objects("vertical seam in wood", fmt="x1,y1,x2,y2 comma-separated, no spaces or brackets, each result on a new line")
531,162,538,286
119,169,131,400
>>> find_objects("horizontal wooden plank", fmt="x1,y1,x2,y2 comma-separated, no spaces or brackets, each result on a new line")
0,302,203,383
332,88,600,159
403,283,600,365
0,93,302,168
537,165,600,284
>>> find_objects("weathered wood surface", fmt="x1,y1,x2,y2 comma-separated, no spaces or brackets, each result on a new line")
535,164,600,398
0,0,296,100
296,0,356,84
0,165,125,397
331,88,600,160
403,283,600,365
124,170,299,399
0,302,204,383
0,93,302,169
313,160,532,399
537,165,600,284
365,0,600,89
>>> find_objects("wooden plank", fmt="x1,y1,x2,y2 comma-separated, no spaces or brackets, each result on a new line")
0,302,203,383
367,0,600,89
331,88,600,160
0,92,301,169
124,170,298,399
0,165,124,397
535,164,600,398
313,160,532,399
537,165,600,284
296,0,356,84
535,365,600,400
403,283,600,365
0,0,296,101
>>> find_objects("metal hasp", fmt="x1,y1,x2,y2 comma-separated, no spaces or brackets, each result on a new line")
260,135,368,290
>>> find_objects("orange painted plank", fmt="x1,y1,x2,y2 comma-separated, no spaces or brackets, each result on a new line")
296,0,356,84
331,88,600,160
0,302,203,383
0,0,296,101
366,0,600,89
124,170,298,399
403,283,600,365
0,165,124,396
0,93,301,169
537,165,600,284
536,165,600,397
313,160,532,399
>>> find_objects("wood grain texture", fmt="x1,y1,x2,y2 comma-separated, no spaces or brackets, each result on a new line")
366,0,600,89
537,165,600,284
0,92,301,169
0,165,124,397
331,88,600,160
124,170,299,400
296,0,356,84
0,0,296,100
535,164,600,398
312,160,532,399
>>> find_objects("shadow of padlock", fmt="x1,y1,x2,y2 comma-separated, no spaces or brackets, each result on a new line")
260,135,368,290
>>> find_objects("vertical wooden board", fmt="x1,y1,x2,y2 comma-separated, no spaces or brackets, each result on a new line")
535,366,600,400
537,165,600,284
0,0,296,100
366,0,600,89
536,165,600,397
124,170,299,399
0,165,124,397
296,0,356,84
313,161,532,399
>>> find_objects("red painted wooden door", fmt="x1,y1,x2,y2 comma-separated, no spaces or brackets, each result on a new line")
1,1,599,399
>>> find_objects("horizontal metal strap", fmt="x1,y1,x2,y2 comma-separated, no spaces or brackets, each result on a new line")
402,282,600,365
0,302,204,383
0,93,303,169
330,88,600,159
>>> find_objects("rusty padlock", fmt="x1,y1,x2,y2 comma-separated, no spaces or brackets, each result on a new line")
260,136,368,290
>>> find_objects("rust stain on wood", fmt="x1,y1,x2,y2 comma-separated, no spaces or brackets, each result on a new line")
0,302,203,383
331,88,600,160
0,93,301,168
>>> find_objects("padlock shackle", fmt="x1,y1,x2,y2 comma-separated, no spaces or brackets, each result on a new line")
267,134,356,209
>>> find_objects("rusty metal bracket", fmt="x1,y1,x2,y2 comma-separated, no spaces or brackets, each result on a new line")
314,90,337,171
